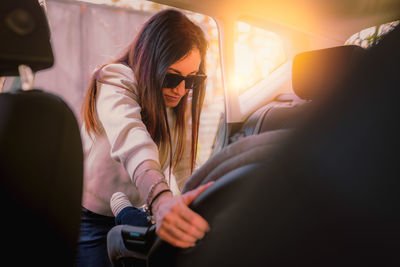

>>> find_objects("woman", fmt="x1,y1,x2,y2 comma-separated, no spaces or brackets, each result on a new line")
76,9,212,266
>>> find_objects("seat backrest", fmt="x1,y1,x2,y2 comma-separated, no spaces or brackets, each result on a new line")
0,1,83,265
0,90,83,265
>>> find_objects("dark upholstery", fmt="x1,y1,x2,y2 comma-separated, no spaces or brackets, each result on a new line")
255,95,310,134
0,90,83,266
182,129,292,193
240,94,309,137
0,0,83,265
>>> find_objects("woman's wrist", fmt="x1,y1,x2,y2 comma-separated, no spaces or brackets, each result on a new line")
151,190,173,216
146,179,168,207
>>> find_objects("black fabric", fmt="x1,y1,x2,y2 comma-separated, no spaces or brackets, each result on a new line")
182,129,293,193
0,89,83,266
148,26,400,266
0,0,54,76
257,100,310,133
240,94,308,137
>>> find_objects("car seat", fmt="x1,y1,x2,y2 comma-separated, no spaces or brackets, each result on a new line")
0,0,83,266
183,45,366,192
107,26,400,266
235,44,365,139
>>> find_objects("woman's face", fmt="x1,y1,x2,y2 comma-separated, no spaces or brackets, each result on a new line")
162,49,201,107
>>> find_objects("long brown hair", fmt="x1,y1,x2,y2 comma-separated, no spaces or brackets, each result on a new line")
81,9,207,174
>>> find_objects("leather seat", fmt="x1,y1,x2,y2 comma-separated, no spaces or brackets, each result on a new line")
0,1,83,265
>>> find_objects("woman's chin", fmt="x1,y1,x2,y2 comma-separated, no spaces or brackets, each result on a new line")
164,96,181,107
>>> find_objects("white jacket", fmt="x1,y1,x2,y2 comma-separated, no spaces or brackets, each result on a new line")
81,63,192,216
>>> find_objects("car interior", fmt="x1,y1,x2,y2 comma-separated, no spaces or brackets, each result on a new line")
107,29,400,266
0,0,399,266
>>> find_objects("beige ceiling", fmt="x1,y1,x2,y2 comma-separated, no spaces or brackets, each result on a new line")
152,0,400,42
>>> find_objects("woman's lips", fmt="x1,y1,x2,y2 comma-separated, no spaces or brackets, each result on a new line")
165,95,180,102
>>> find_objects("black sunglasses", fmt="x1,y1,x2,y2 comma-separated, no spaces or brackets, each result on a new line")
162,73,207,90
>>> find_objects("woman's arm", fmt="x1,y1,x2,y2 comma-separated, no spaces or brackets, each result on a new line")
135,160,213,248
96,63,160,178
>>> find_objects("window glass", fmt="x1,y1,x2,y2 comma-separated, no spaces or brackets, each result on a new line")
345,20,399,48
234,21,286,94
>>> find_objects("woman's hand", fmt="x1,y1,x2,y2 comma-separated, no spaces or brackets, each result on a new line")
152,182,214,248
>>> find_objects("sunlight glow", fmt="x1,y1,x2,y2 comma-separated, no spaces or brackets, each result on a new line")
234,42,255,89
234,21,286,94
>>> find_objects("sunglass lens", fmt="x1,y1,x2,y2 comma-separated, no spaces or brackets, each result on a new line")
163,73,206,89
163,73,183,89
185,75,206,90
185,76,196,89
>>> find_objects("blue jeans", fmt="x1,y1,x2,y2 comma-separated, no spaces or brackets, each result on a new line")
115,206,151,226
75,208,115,267
75,207,152,267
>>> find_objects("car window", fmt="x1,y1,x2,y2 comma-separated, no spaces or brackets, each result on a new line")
345,20,399,48
234,21,287,94
39,0,224,168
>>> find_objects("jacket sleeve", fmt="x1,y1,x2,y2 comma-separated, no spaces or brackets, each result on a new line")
95,63,161,180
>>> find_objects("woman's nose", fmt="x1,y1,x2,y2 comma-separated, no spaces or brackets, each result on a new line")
173,80,186,96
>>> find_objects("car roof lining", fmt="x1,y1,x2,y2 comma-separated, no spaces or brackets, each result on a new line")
152,0,400,43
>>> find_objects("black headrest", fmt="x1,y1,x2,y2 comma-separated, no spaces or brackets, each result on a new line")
0,0,54,76
292,45,365,100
